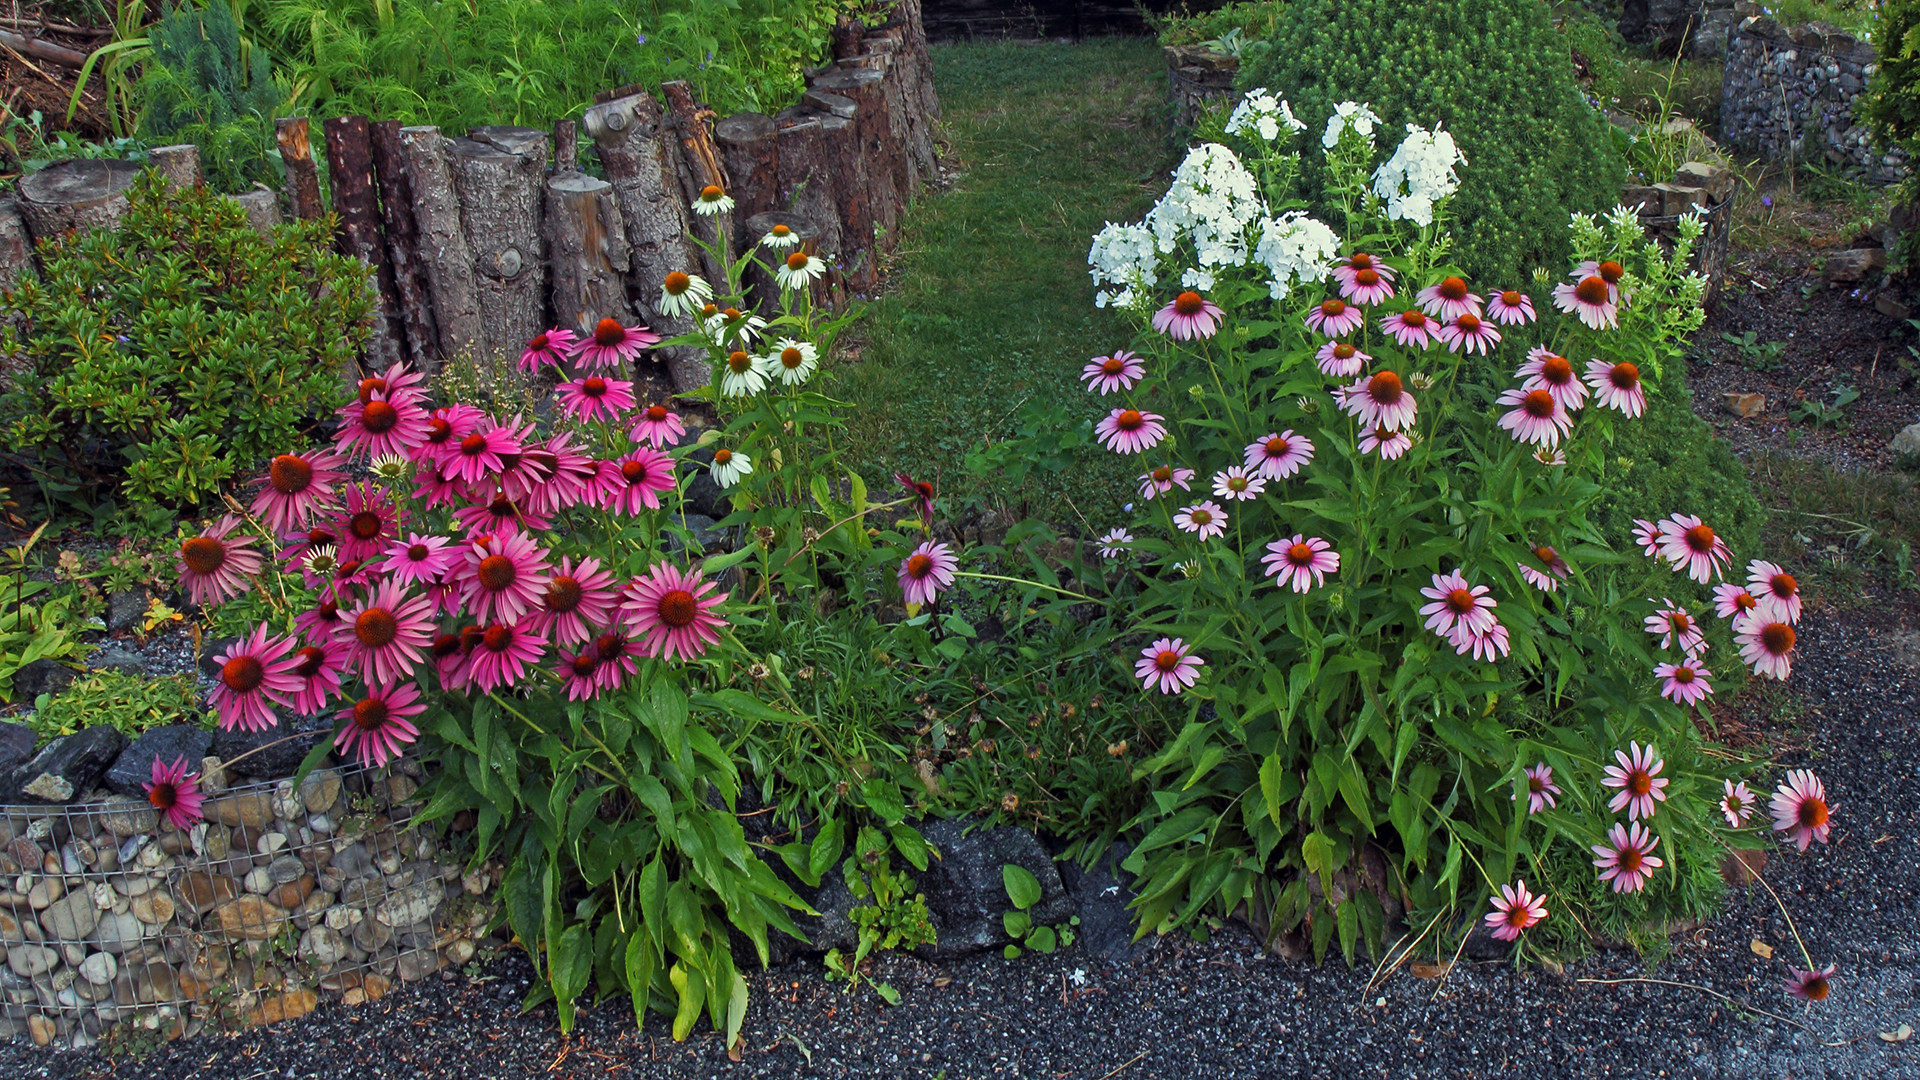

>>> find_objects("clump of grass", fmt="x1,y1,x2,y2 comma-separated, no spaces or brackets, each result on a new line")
1750,452,1920,603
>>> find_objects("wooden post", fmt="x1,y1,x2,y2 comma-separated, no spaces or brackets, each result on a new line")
814,112,876,292
894,0,941,121
554,118,579,174
275,118,324,222
447,134,548,377
839,41,922,198
397,126,484,368
370,120,440,371
808,68,898,250
545,173,634,339
856,29,937,187
226,186,282,234
148,144,202,191
323,115,406,371
713,112,779,250
659,81,731,284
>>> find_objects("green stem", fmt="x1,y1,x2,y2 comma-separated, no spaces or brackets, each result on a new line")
953,571,1104,605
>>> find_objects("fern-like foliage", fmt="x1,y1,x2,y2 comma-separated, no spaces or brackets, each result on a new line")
136,0,288,194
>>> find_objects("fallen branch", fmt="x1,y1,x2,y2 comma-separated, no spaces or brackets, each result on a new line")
0,28,89,69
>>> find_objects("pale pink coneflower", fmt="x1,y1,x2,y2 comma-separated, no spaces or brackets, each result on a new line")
1517,347,1588,411
1305,297,1365,337
1135,637,1203,695
459,531,553,626
1719,779,1757,827
333,483,407,563
556,375,637,422
1341,371,1417,431
1436,311,1501,355
341,580,436,686
1379,308,1436,349
1656,659,1713,706
1137,464,1196,501
1244,431,1315,480
382,533,455,590
1173,501,1228,542
1419,569,1497,638
465,619,550,693
285,639,349,715
1211,466,1266,502
1591,821,1663,893
1786,965,1836,1003
334,681,426,769
1496,387,1572,448
1449,616,1511,661
529,555,619,648
1713,582,1762,621
1769,769,1832,852
1097,529,1134,559
177,515,265,607
630,404,688,449
335,393,430,461
1152,291,1224,340
1316,340,1369,377
1331,253,1395,301
623,563,730,662
208,626,301,733
1746,560,1802,624
896,541,959,608
1261,535,1339,593
594,449,678,515
143,756,205,831
1656,513,1733,583
1095,408,1168,454
1416,276,1482,321
1520,763,1559,814
250,448,348,534
1359,425,1412,460
1553,275,1619,330
1483,880,1547,941
573,317,661,369
1574,259,1626,303
1734,612,1797,678
1584,359,1646,417
1486,290,1536,326
1601,741,1669,821
1518,544,1569,592
519,328,578,372
354,362,428,410
1644,599,1707,653
1631,518,1664,558
1081,350,1146,394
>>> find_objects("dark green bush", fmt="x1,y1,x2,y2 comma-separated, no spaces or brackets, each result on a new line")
1862,0,1920,171
137,0,288,194
1237,0,1626,281
0,172,369,522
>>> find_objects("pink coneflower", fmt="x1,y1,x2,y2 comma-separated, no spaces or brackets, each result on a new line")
1419,570,1497,637
459,532,552,626
897,472,936,530
629,403,688,448
1519,544,1569,592
1574,259,1627,303
1137,464,1195,500
1487,290,1536,326
1173,501,1228,541
1358,425,1412,460
1553,275,1619,329
1714,583,1761,621
1786,965,1836,1003
209,626,300,733
1521,763,1560,814
591,630,640,691
451,493,552,538
340,580,435,685
1341,371,1417,431
896,541,958,607
335,393,429,461
465,619,549,693
1261,535,1339,592
382,533,455,590
1417,276,1481,321
414,404,485,465
1584,359,1646,417
1644,599,1707,653
281,525,336,572
1379,308,1435,349
594,449,678,515
555,649,603,701
1656,513,1732,583
285,639,348,715
412,461,465,510
530,555,618,647
1719,779,1756,827
1746,560,1802,624
573,317,660,369
1332,253,1395,306
1152,291,1224,340
250,449,348,534
1095,408,1168,454
1081,351,1145,394
556,375,637,422
1602,741,1669,821
1305,297,1364,337
1631,519,1664,558
1496,387,1571,447
1449,616,1511,661
1210,466,1266,502
1483,880,1547,942
1770,769,1832,852
333,483,406,562
355,362,428,409
433,631,473,691
177,515,265,606
294,595,345,647
519,328,579,372
1436,311,1500,355
1735,613,1796,680
334,681,426,768
141,756,205,831
1591,821,1663,893
1517,348,1588,411
521,433,597,517
444,417,528,485
1316,340,1370,377
1097,529,1133,559
1244,431,1314,480
1656,659,1713,705
1135,637,1203,695
623,563,729,662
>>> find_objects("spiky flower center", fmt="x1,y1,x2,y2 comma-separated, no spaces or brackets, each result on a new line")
1332,343,1356,360
1173,291,1205,316
569,652,600,678
594,318,626,346
714,448,734,466
357,377,388,404
1354,268,1380,288
1617,846,1643,873
1684,524,1717,553
355,608,398,648
1320,299,1346,318
581,377,608,398
545,575,583,613
782,347,805,369
1187,508,1214,527
1445,588,1477,614
1769,572,1798,599
772,224,791,237
728,351,753,374
1437,277,1468,301
482,625,514,652
1609,362,1640,390
905,553,934,580
1528,775,1544,794
269,454,314,495
1153,649,1182,672
664,271,691,295
181,536,227,576
1455,312,1482,334
1398,310,1427,329
432,634,462,660
477,554,517,592
1507,904,1531,927
1801,974,1830,1001
361,400,398,434
1287,542,1315,566
1367,372,1403,405
459,432,489,457
1575,276,1610,305
700,184,724,201
1597,260,1624,284
528,332,550,351
425,418,452,444
1501,291,1524,306
1760,622,1795,655
459,626,486,654
316,599,340,622
1264,436,1291,456
405,543,430,562
1150,466,1173,483
1627,769,1652,796
620,459,652,485
657,589,698,628
1539,354,1573,384
293,646,327,678
221,655,264,693
1349,253,1374,270
349,511,383,540
1225,475,1248,492
645,405,669,422
148,782,177,810
1798,797,1829,829
595,632,628,661
1673,666,1696,685
1522,390,1555,419
352,697,389,731
1533,545,1558,565
786,252,810,272
1670,610,1692,633
1115,409,1145,432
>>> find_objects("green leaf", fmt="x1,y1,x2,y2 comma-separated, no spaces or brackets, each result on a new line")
874,981,902,1005
1002,944,1022,960
1028,925,1057,953
625,928,658,1026
1301,832,1337,902
1003,910,1031,938
888,823,930,871
668,960,704,1041
550,921,592,1033
1002,864,1043,910
1258,752,1295,830
808,816,844,881
862,778,907,825
1335,899,1359,967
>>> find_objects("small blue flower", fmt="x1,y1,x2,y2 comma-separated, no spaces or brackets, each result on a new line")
636,31,647,45
1762,195,1773,207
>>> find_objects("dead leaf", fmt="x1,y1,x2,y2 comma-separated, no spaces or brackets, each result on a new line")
1539,957,1565,976
1409,960,1452,979
1880,1024,1913,1043
1750,939,1774,960
932,976,953,988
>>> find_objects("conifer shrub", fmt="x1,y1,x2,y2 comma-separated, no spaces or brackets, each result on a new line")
1862,0,1920,175
136,0,288,194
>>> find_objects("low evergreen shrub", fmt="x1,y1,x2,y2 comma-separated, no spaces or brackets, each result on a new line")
136,0,288,194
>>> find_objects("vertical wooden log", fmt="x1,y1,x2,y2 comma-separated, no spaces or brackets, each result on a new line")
659,81,731,285
322,116,406,370
863,28,938,185
894,0,941,121
370,120,440,371
447,136,548,376
0,200,36,292
148,144,202,191
397,126,484,368
583,89,706,393
714,112,779,249
831,17,863,60
808,68,898,250
275,118,324,222
545,174,634,339
814,111,876,292
840,42,922,198
772,112,846,301
226,186,282,234
469,125,552,164
554,119,579,174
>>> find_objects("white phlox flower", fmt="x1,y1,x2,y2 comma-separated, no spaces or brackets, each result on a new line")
1253,211,1339,300
1225,87,1307,142
1088,221,1160,309
1372,123,1466,227
1322,100,1382,149
1144,143,1266,269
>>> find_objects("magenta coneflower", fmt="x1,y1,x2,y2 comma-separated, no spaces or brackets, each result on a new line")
1486,290,1536,326
1316,340,1369,378
591,630,640,691
1137,464,1195,500
1416,276,1481,321
143,756,205,831
629,403,688,449
1419,569,1497,638
594,449,678,515
556,375,637,422
1359,425,1412,460
1553,275,1619,329
1261,535,1339,592
286,639,349,715
1173,501,1228,542
1341,371,1418,431
896,541,958,608
334,681,426,768
414,404,485,465
443,417,528,485
1210,466,1266,502
1152,291,1224,340
555,649,603,701
1436,311,1500,355
451,493,552,538
294,595,345,647
573,317,660,369
382,533,455,590
1656,513,1732,583
1746,560,1801,624
1735,612,1796,680
1521,763,1560,814
1574,259,1626,302
1496,387,1571,448
1134,637,1203,695
341,580,435,685
1631,518,1663,558
1305,297,1364,337
1379,308,1435,349
1081,351,1145,395
1244,431,1314,480
333,483,407,562
519,328,579,372
1713,582,1761,621
1518,544,1569,592
335,393,429,461
1656,659,1713,705
1786,965,1836,1003
355,362,428,409
1483,880,1547,942
250,449,348,534
1097,529,1134,559
1584,359,1646,417
897,472,936,530
1591,821,1664,893
1517,348,1588,411
1449,616,1511,661
209,626,301,733
623,563,729,662
529,555,618,648
1644,599,1707,653
1095,408,1168,454
1332,253,1395,306
465,619,549,693
1770,769,1832,852
1602,741,1669,821
521,433,597,517
459,532,552,626
1720,778,1756,827
177,515,265,606
412,461,465,510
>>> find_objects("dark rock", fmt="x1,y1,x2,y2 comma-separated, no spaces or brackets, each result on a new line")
1460,915,1514,962
1058,841,1138,961
105,588,149,634
764,866,860,966
104,726,214,798
212,717,333,780
11,659,78,702
0,721,35,773
199,638,239,679
911,818,1074,958
87,643,158,677
0,726,127,803
681,448,729,520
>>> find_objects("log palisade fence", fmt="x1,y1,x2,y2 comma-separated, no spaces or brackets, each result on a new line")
0,0,940,396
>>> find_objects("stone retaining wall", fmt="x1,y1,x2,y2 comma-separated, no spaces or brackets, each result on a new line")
1720,10,1907,182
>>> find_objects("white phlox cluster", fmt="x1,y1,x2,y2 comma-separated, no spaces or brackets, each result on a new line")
1146,143,1265,269
1322,100,1382,149
1253,211,1339,300
1087,221,1159,309
1371,122,1466,227
1224,87,1307,142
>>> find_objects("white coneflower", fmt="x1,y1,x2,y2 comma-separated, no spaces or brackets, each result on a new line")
767,339,818,386
710,447,752,487
692,184,734,216
369,454,413,484
760,223,801,250
718,350,770,398
303,544,340,580
703,306,768,347
657,270,713,319
774,251,826,291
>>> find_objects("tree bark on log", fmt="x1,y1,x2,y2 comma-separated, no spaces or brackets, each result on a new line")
148,144,202,191
446,135,548,377
0,199,37,292
583,89,706,393
323,115,406,371
13,158,141,240
771,112,846,301
840,41,922,199
660,81,730,284
808,68,898,250
544,173,634,339
370,120,440,372
813,112,875,292
741,209,833,312
554,119,579,174
713,112,779,247
275,118,324,222
861,28,938,185
397,126,484,369
893,0,941,121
